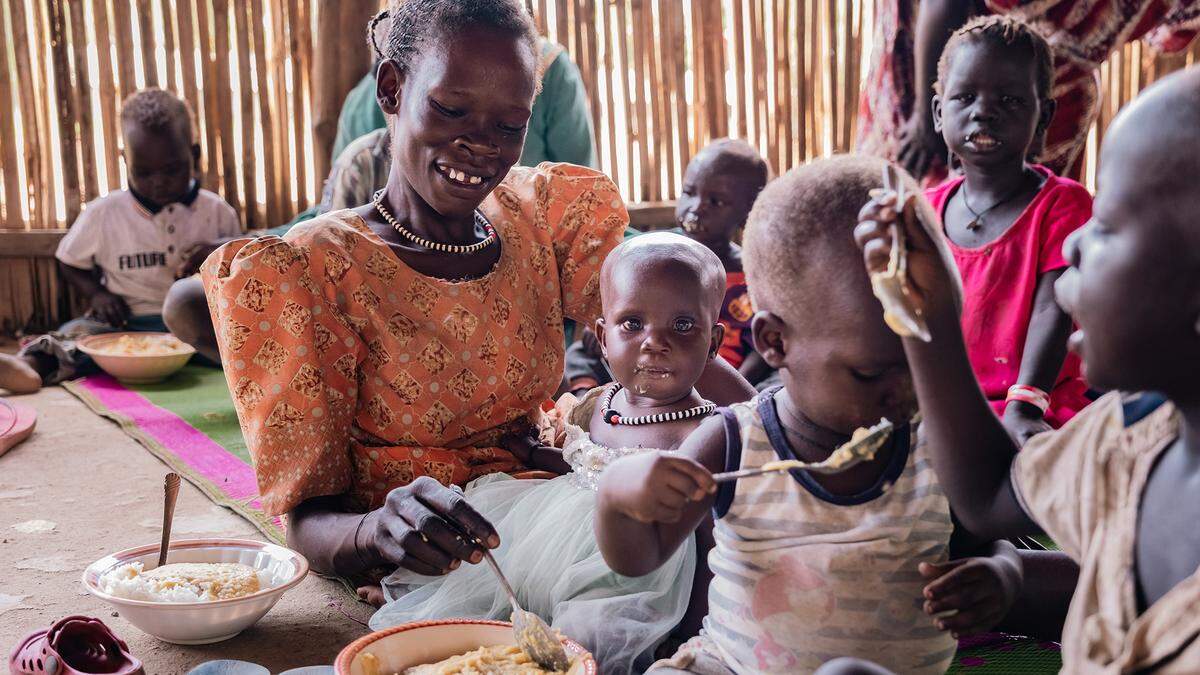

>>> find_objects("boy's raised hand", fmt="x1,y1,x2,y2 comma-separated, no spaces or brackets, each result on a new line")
854,182,961,330
599,451,715,524
919,555,1022,638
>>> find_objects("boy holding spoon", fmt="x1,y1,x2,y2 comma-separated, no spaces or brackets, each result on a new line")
597,156,1025,674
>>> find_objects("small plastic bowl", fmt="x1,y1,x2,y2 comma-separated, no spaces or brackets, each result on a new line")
77,331,195,384
82,538,308,645
335,619,597,674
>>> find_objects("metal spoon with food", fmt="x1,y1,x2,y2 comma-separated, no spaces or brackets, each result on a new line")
712,418,895,483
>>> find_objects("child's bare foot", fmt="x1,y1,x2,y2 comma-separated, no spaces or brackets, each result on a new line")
0,353,41,394
356,584,386,607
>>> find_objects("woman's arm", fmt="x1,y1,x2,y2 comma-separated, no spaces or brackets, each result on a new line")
288,496,380,576
898,0,975,178
1003,270,1074,443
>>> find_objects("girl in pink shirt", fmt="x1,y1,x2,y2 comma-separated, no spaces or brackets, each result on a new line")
927,16,1092,444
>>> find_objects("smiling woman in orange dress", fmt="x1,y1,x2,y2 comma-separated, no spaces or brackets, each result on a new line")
201,0,752,595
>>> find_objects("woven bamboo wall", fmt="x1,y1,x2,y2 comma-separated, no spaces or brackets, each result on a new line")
0,0,327,233
1,0,1198,335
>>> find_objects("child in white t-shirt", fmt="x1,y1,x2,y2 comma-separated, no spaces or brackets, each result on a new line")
0,88,239,392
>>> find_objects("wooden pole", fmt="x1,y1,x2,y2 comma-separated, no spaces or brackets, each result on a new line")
92,0,122,193
68,0,98,203
311,0,374,184
113,0,137,101
48,0,81,226
287,0,310,207
136,0,158,87
9,0,43,226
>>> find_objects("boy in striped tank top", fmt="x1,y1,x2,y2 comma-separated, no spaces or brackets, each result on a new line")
597,156,1023,674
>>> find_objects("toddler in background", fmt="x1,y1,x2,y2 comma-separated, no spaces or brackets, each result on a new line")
0,88,238,393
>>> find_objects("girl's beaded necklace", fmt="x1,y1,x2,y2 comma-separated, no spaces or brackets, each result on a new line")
960,167,1038,231
601,384,716,426
373,189,497,255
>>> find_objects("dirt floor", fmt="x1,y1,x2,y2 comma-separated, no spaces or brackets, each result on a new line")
0,385,374,674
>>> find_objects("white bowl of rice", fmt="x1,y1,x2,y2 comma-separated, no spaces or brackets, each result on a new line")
82,538,308,644
77,331,195,384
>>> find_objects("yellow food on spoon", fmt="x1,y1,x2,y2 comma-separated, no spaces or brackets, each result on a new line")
760,421,890,473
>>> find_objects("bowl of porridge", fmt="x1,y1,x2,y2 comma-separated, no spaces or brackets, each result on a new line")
82,538,308,644
77,332,196,383
334,620,597,675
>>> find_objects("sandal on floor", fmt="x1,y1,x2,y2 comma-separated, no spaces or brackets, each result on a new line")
0,397,36,458
9,616,144,675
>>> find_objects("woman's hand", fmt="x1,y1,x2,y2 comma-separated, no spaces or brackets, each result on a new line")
363,476,500,576
920,554,1023,638
600,452,715,524
897,110,946,181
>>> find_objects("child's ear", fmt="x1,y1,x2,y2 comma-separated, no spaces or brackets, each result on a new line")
1038,98,1057,134
594,318,608,360
376,59,405,115
750,311,786,369
708,322,725,360
1031,98,1057,160
931,94,944,134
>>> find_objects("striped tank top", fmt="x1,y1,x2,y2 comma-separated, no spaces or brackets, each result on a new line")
702,392,957,674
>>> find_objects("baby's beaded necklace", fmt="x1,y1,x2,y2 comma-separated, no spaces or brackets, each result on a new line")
601,384,716,426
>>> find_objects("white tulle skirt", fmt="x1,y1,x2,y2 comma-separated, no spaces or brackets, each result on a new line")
370,472,696,675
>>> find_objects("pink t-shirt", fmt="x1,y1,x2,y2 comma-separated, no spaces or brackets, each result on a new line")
926,166,1091,428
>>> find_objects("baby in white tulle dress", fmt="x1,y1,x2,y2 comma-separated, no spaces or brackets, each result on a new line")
371,232,730,674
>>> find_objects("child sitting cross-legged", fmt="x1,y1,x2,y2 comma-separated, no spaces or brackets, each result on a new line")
845,66,1200,674
0,88,238,393
370,232,729,674
596,156,1027,674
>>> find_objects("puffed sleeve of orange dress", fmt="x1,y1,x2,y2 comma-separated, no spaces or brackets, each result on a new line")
200,230,366,516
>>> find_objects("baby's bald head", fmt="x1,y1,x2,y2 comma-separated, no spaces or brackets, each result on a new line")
601,232,727,321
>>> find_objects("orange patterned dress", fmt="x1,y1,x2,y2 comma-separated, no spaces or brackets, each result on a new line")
201,164,628,516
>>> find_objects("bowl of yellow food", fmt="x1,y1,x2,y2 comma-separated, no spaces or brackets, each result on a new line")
77,331,196,383
334,619,597,675
82,538,308,644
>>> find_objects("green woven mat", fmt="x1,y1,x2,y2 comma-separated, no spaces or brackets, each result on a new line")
125,364,249,463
